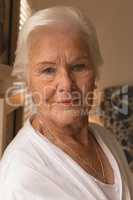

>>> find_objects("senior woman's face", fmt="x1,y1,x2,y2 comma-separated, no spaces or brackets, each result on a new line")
28,24,95,126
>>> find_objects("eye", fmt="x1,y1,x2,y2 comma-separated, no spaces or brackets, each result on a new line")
71,64,86,72
41,67,56,75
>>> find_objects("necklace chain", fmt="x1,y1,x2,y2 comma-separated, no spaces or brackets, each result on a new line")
33,117,106,182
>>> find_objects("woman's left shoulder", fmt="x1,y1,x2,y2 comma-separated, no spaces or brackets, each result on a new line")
89,122,133,196
89,122,128,166
89,122,116,141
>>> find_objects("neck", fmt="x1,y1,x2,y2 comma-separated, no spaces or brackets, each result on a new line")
32,114,92,147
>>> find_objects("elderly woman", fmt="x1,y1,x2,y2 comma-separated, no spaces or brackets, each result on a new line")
0,6,132,200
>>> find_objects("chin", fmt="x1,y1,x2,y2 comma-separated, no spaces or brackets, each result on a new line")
51,108,82,126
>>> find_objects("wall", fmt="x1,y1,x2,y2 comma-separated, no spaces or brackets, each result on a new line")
28,0,133,89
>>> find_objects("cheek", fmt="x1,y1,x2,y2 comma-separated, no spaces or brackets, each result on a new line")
76,73,95,107
76,72,95,92
29,76,56,105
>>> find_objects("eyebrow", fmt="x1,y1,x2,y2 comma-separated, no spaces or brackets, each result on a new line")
36,61,56,66
70,56,90,62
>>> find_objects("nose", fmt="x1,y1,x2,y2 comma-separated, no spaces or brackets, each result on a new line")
57,69,75,93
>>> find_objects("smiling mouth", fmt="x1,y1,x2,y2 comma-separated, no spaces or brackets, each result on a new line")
59,100,72,105
55,99,81,106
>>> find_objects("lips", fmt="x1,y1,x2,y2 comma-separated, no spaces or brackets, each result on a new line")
61,99,72,103
57,99,73,105
55,98,81,106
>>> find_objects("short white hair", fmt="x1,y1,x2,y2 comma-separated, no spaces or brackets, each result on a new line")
12,6,103,80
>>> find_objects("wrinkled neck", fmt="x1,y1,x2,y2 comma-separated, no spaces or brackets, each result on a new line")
31,114,92,147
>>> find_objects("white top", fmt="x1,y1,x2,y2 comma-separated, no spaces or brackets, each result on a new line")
90,126,122,200
37,124,122,200
0,119,131,200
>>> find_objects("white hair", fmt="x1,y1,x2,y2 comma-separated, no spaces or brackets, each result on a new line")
12,6,103,80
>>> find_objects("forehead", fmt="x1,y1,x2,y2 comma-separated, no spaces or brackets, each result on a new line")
28,24,90,63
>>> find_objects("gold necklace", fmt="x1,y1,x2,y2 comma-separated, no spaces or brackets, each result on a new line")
33,117,106,182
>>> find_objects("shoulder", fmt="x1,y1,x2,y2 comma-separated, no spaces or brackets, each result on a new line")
89,122,116,142
89,122,127,155
89,122,129,169
89,122,133,194
0,138,51,200
0,120,50,187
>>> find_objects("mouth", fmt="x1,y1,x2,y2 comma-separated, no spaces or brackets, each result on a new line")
56,99,73,105
55,98,81,107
